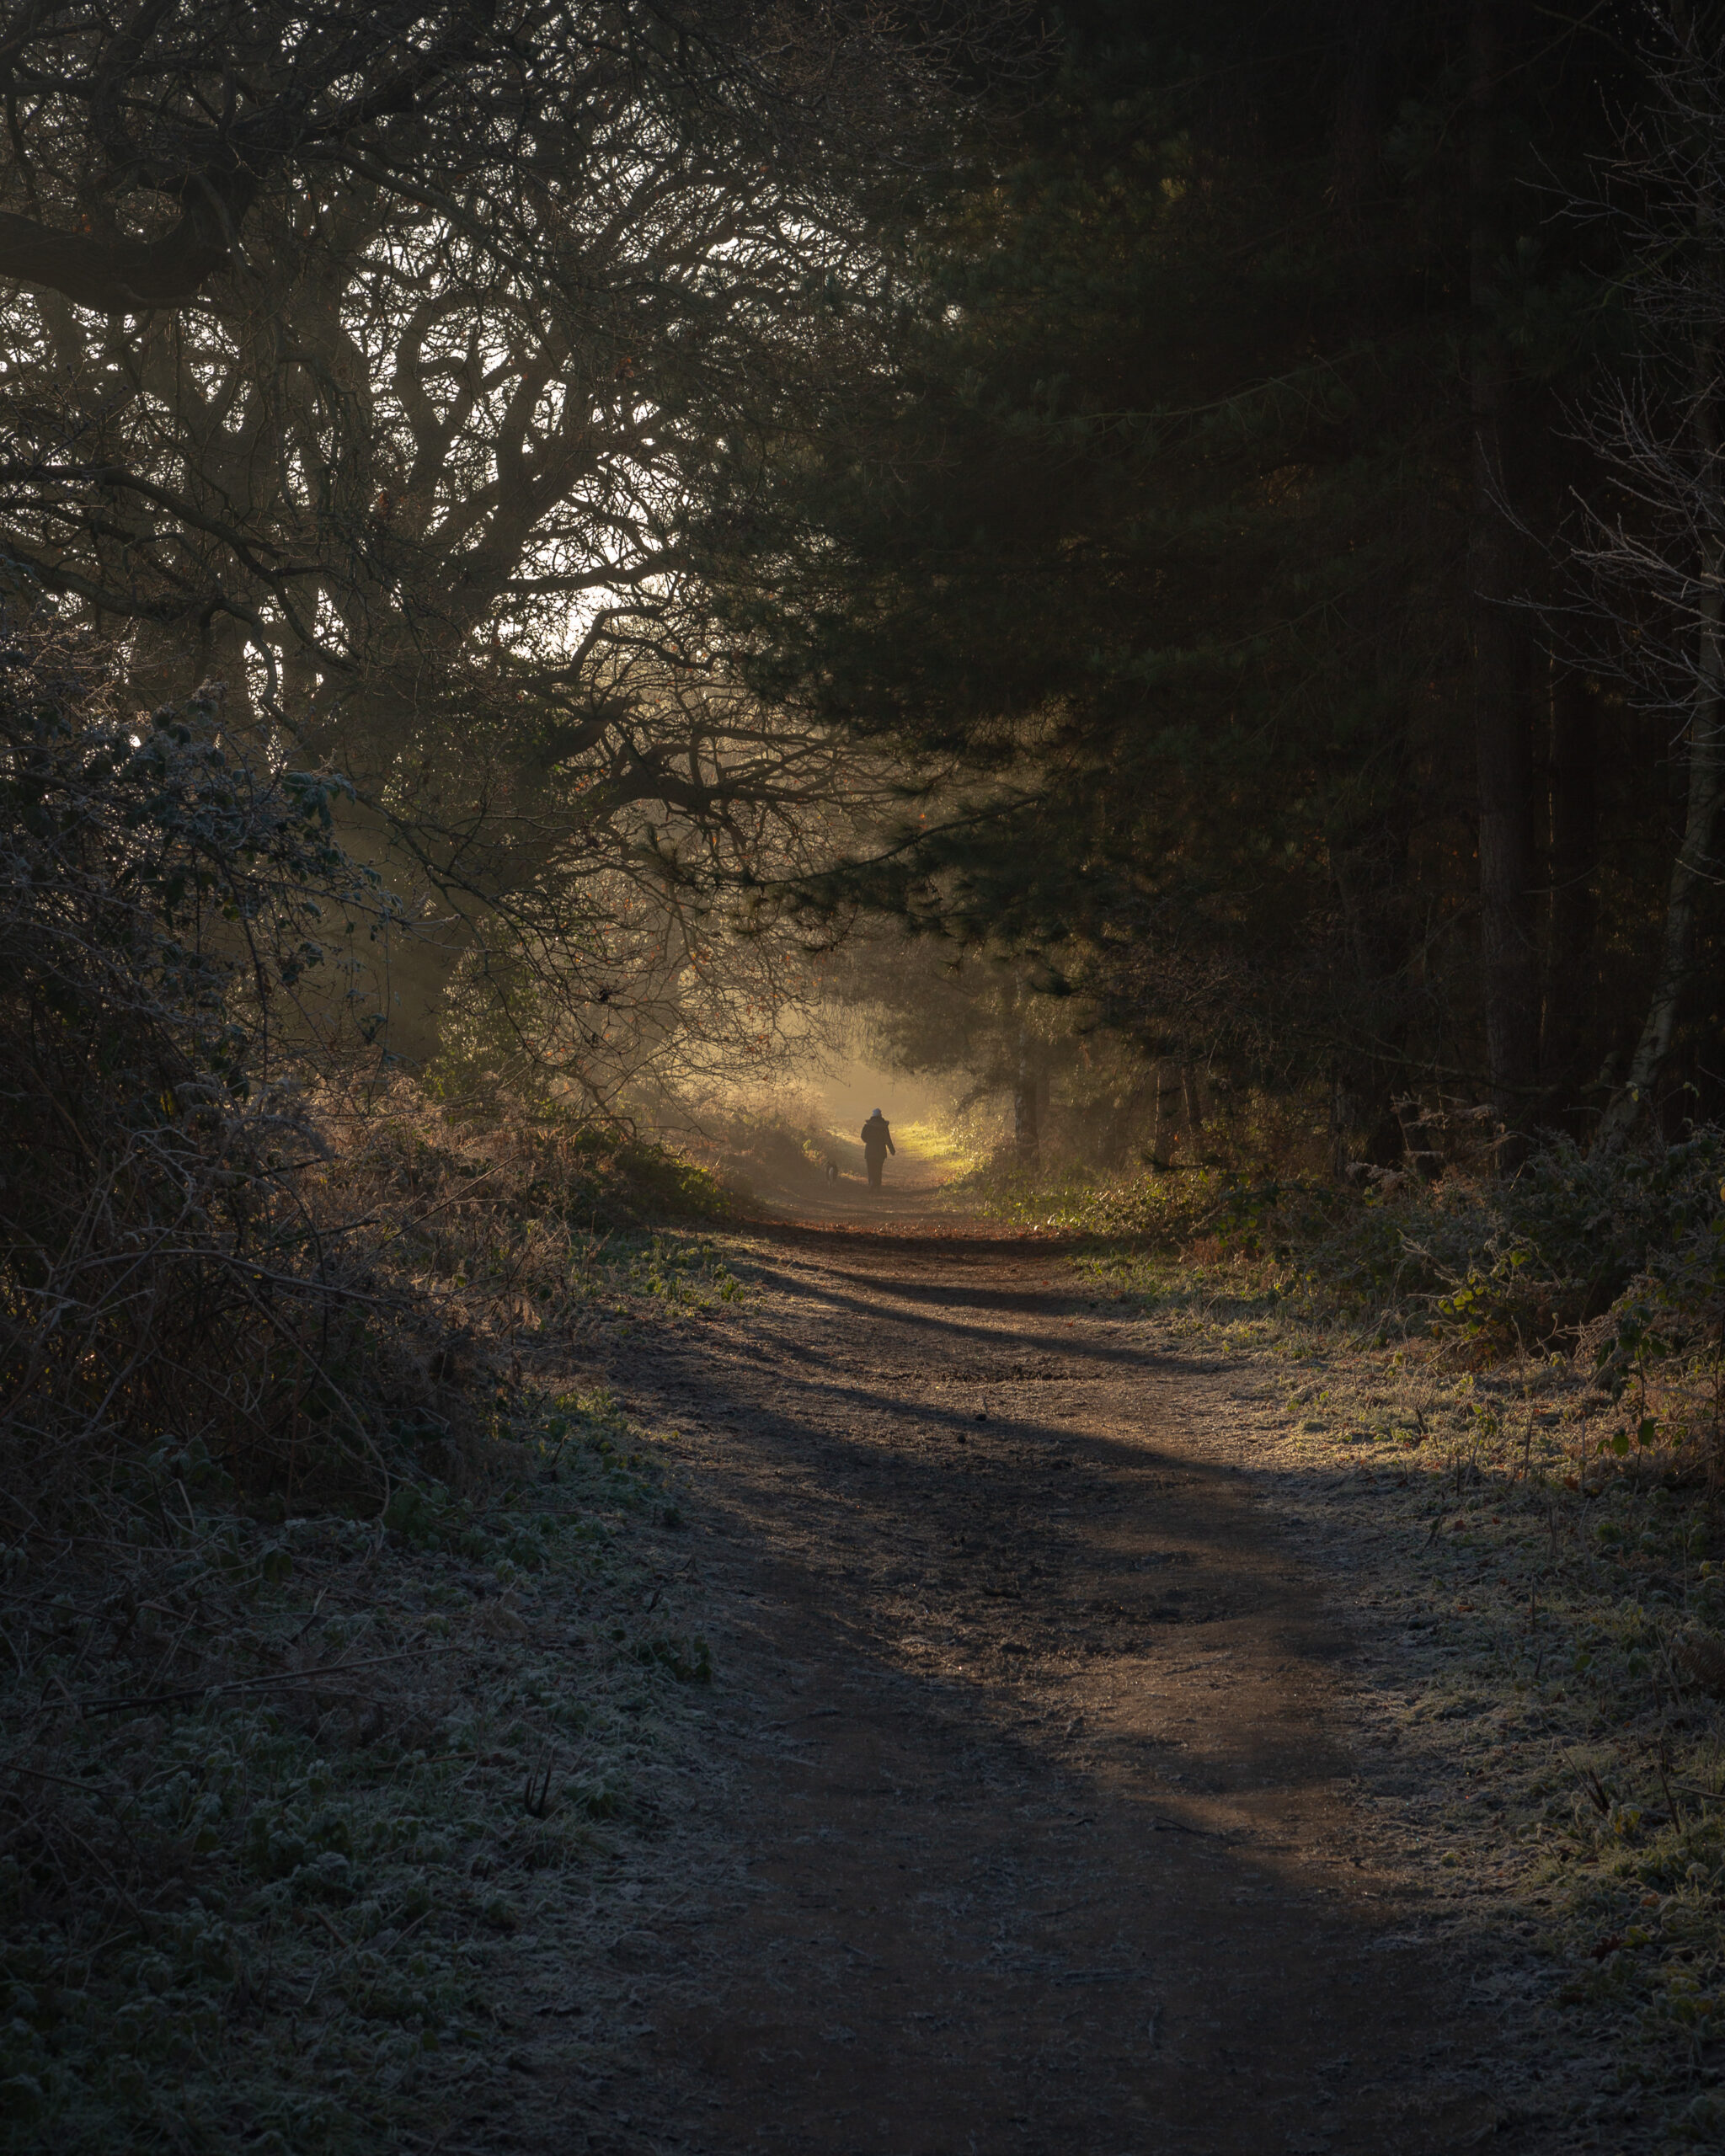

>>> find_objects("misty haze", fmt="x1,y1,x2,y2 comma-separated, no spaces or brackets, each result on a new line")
3,5,1723,2152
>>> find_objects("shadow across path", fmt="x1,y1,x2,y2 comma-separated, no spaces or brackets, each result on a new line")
522,1225,1559,2154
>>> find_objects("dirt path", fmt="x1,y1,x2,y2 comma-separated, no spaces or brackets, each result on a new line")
742,1123,958,1225
515,1213,1573,2153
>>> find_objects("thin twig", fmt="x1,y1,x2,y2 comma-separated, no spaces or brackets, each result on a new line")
8,1644,450,1723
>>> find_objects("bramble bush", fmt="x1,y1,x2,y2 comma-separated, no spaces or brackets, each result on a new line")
0,636,398,1518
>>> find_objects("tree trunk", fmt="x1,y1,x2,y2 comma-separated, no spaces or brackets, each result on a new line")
1329,1065,1354,1182
1181,1065,1204,1148
1543,663,1599,1102
1598,384,1725,1148
1150,1060,1178,1165
1014,1025,1040,1164
1469,0,1540,1134
1331,0,1388,227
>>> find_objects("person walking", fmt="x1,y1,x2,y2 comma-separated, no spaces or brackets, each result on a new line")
861,1108,895,1190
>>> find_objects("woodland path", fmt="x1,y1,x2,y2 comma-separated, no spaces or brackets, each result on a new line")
512,1159,1566,2154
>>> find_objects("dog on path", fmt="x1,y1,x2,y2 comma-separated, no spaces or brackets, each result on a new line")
825,1159,839,1187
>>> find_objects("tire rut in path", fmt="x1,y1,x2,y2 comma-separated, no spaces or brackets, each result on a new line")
550,1229,1540,2154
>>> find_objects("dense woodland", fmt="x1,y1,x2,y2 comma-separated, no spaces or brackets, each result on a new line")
2,0,1722,1161
3,0,1724,1391
11,7,1725,2149
710,0,1725,1167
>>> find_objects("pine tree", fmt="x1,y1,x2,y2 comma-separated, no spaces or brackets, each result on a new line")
707,2,1690,1152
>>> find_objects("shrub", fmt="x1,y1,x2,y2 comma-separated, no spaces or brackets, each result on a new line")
0,638,396,1519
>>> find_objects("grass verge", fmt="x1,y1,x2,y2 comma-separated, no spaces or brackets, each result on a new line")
1072,1230,1725,2151
0,1382,719,2153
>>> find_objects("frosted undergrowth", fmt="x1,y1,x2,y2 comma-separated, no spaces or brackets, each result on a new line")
1081,1247,1725,2150
0,1388,715,2153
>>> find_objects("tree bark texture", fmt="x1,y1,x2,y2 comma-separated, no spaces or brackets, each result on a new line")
1013,1026,1040,1164
1150,1061,1178,1164
1543,664,1599,1097
1470,0,1541,1130
0,201,240,313
1599,382,1725,1148
1181,1065,1204,1146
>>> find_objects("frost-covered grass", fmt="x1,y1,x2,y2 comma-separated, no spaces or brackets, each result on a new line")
1076,1220,1725,2148
916,1129,1725,2134
0,1387,716,2153
0,670,756,2148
